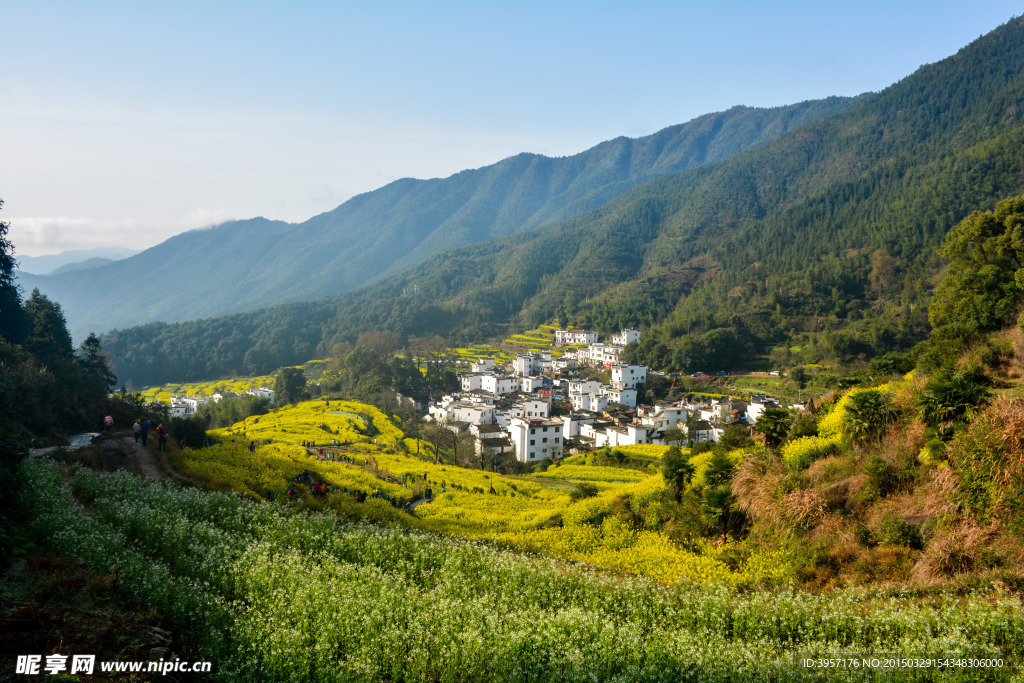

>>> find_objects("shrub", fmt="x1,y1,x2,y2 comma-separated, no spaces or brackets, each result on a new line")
568,482,600,502
863,455,901,498
876,515,921,549
781,435,841,470
842,390,894,442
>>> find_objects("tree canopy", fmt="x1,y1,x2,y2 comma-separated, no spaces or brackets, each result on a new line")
929,193,1024,339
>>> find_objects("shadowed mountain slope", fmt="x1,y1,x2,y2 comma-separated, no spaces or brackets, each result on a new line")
18,98,862,339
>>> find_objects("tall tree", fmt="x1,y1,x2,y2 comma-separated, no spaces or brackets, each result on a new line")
754,406,791,449
275,367,308,405
78,333,117,394
929,193,1024,339
662,446,695,504
25,289,74,365
0,200,28,345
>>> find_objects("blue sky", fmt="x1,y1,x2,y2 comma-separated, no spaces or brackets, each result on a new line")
1,1,1021,256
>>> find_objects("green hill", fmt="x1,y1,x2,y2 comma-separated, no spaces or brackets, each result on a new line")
17,98,858,340
103,16,1024,387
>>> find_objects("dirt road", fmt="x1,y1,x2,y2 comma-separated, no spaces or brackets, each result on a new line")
93,434,188,482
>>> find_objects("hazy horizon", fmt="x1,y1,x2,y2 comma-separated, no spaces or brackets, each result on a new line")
2,1,1020,256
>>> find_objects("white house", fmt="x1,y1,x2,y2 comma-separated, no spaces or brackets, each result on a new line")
585,343,623,367
247,387,275,403
463,372,516,396
569,378,605,412
639,402,688,431
471,423,514,456
461,373,483,392
604,423,658,447
568,379,602,396
480,374,517,397
169,396,195,419
578,420,619,448
513,354,543,377
512,399,550,420
571,391,607,413
509,418,563,463
611,329,641,346
747,395,782,423
611,364,647,389
688,419,717,443
471,357,496,373
556,329,598,345
561,413,597,441
552,356,578,372
169,395,210,418
520,376,546,393
448,403,496,425
603,386,638,409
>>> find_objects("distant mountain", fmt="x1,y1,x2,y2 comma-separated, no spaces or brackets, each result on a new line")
15,247,136,275
100,16,1024,388
48,257,118,275
19,97,864,339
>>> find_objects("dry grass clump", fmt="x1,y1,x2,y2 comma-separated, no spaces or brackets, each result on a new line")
874,420,924,470
912,517,1001,581
865,545,917,582
818,474,867,510
780,488,827,529
731,455,781,522
991,398,1024,490
805,454,856,486
808,515,855,546
948,396,1024,521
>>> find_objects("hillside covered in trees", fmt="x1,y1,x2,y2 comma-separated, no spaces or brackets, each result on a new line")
101,17,1024,388
18,98,859,340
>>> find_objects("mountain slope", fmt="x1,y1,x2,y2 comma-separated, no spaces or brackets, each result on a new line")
100,16,1024,387
48,257,118,275
14,247,136,275
19,98,862,339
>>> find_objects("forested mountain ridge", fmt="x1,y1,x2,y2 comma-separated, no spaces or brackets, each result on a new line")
103,16,1024,387
18,98,862,339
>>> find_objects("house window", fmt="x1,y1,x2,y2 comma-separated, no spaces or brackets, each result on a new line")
530,439,535,445
543,438,547,443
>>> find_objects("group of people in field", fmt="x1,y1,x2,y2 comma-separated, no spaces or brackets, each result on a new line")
284,472,404,509
284,444,454,511
308,446,358,465
128,418,168,451
301,438,353,449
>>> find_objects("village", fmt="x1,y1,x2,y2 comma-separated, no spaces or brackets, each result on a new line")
156,327,806,466
422,328,805,464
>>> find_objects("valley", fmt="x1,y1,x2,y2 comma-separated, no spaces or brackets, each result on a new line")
5,13,1024,682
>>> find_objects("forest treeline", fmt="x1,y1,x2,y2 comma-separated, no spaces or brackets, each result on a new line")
101,17,1024,388
20,98,861,340
0,201,118,452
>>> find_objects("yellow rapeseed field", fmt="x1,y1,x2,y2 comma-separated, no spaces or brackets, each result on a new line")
180,399,792,587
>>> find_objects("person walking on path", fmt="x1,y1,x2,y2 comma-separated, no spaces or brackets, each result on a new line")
140,418,151,447
103,415,113,432
156,423,168,452
132,420,142,444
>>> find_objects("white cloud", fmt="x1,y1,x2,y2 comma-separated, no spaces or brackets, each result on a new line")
7,212,247,257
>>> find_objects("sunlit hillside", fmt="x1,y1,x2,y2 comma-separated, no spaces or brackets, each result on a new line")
182,399,787,587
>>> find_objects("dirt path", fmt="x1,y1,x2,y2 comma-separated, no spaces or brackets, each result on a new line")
94,434,162,478
91,434,189,482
